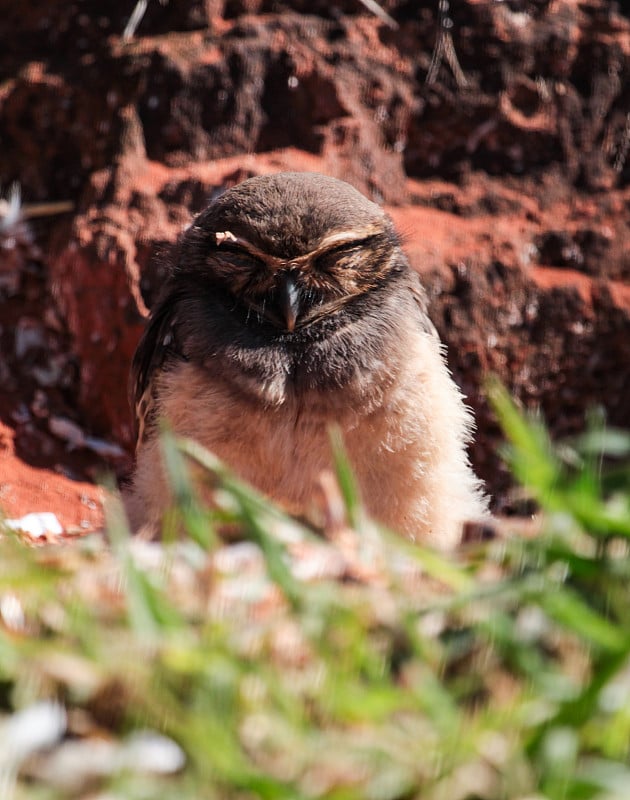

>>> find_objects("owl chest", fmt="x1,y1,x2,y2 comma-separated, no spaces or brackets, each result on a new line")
158,362,390,506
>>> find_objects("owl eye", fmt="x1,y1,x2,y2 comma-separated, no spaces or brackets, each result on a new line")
313,242,361,272
214,242,246,255
313,234,383,272
210,243,266,271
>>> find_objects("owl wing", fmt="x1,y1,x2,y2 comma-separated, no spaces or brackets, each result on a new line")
408,270,441,340
130,285,189,448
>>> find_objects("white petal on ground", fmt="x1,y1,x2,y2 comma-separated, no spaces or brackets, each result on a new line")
117,731,186,774
0,702,66,765
5,512,63,538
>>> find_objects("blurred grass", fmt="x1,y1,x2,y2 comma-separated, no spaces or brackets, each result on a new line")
1,385,630,798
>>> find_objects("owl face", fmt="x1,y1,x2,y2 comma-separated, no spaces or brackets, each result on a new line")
177,172,404,336
132,172,421,427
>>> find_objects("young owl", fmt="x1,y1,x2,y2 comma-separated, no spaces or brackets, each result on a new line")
126,172,487,548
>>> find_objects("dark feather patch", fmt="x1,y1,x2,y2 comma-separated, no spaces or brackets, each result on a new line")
130,283,188,445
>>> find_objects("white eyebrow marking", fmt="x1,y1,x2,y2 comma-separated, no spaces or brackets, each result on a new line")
215,230,238,245
318,228,379,249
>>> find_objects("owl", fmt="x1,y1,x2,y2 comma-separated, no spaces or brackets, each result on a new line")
126,172,487,547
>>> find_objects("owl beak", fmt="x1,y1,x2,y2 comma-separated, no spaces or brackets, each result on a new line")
278,272,300,332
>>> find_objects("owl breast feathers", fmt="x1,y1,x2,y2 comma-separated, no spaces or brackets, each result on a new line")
126,171,488,548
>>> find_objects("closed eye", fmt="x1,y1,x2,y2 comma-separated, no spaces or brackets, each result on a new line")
208,243,267,271
313,234,381,271
212,242,249,256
